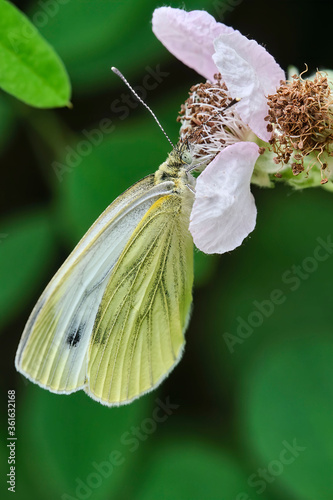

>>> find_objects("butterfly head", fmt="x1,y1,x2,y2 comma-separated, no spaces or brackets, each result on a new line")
156,141,194,187
180,150,192,165
174,141,193,166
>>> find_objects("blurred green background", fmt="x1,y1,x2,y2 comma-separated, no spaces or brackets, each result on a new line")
1,0,333,499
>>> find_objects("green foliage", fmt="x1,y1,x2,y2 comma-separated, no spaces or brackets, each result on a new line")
135,441,270,499
0,0,70,107
16,385,149,499
0,210,56,330
241,337,333,499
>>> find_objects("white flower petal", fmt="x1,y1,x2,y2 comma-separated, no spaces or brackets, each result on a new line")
213,32,285,141
189,142,260,254
152,7,233,81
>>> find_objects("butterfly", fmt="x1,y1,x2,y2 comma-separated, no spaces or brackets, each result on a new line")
15,137,196,406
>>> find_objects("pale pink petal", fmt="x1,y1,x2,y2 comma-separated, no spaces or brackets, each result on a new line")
213,32,285,141
190,142,260,254
152,7,233,81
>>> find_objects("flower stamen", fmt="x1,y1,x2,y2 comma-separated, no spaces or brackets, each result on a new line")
266,70,333,181
178,73,252,167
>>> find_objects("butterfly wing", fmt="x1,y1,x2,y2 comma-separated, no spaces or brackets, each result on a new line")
87,191,194,406
15,175,176,394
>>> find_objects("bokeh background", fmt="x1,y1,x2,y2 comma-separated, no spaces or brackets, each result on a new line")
1,0,333,499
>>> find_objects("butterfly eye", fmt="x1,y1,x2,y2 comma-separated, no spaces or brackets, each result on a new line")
181,151,192,165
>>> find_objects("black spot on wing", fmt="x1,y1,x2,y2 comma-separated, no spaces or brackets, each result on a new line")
66,323,85,347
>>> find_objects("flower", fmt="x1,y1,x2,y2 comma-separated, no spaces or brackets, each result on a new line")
152,7,285,254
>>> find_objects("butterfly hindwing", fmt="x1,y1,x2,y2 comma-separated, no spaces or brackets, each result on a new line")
15,175,176,393
87,192,194,405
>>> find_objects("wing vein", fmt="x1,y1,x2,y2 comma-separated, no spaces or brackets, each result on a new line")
92,204,171,339
124,224,175,397
90,209,171,396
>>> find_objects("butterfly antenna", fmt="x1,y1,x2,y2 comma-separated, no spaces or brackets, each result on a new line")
111,67,175,149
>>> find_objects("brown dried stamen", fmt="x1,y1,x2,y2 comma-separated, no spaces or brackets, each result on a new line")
178,73,248,164
266,70,333,183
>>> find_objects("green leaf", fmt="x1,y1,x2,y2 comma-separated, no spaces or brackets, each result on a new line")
240,337,333,499
0,209,56,330
0,0,71,107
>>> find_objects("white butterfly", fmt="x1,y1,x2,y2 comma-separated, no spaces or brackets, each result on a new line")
15,69,196,405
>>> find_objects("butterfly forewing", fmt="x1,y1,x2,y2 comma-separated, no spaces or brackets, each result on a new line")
87,193,193,405
15,175,175,393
